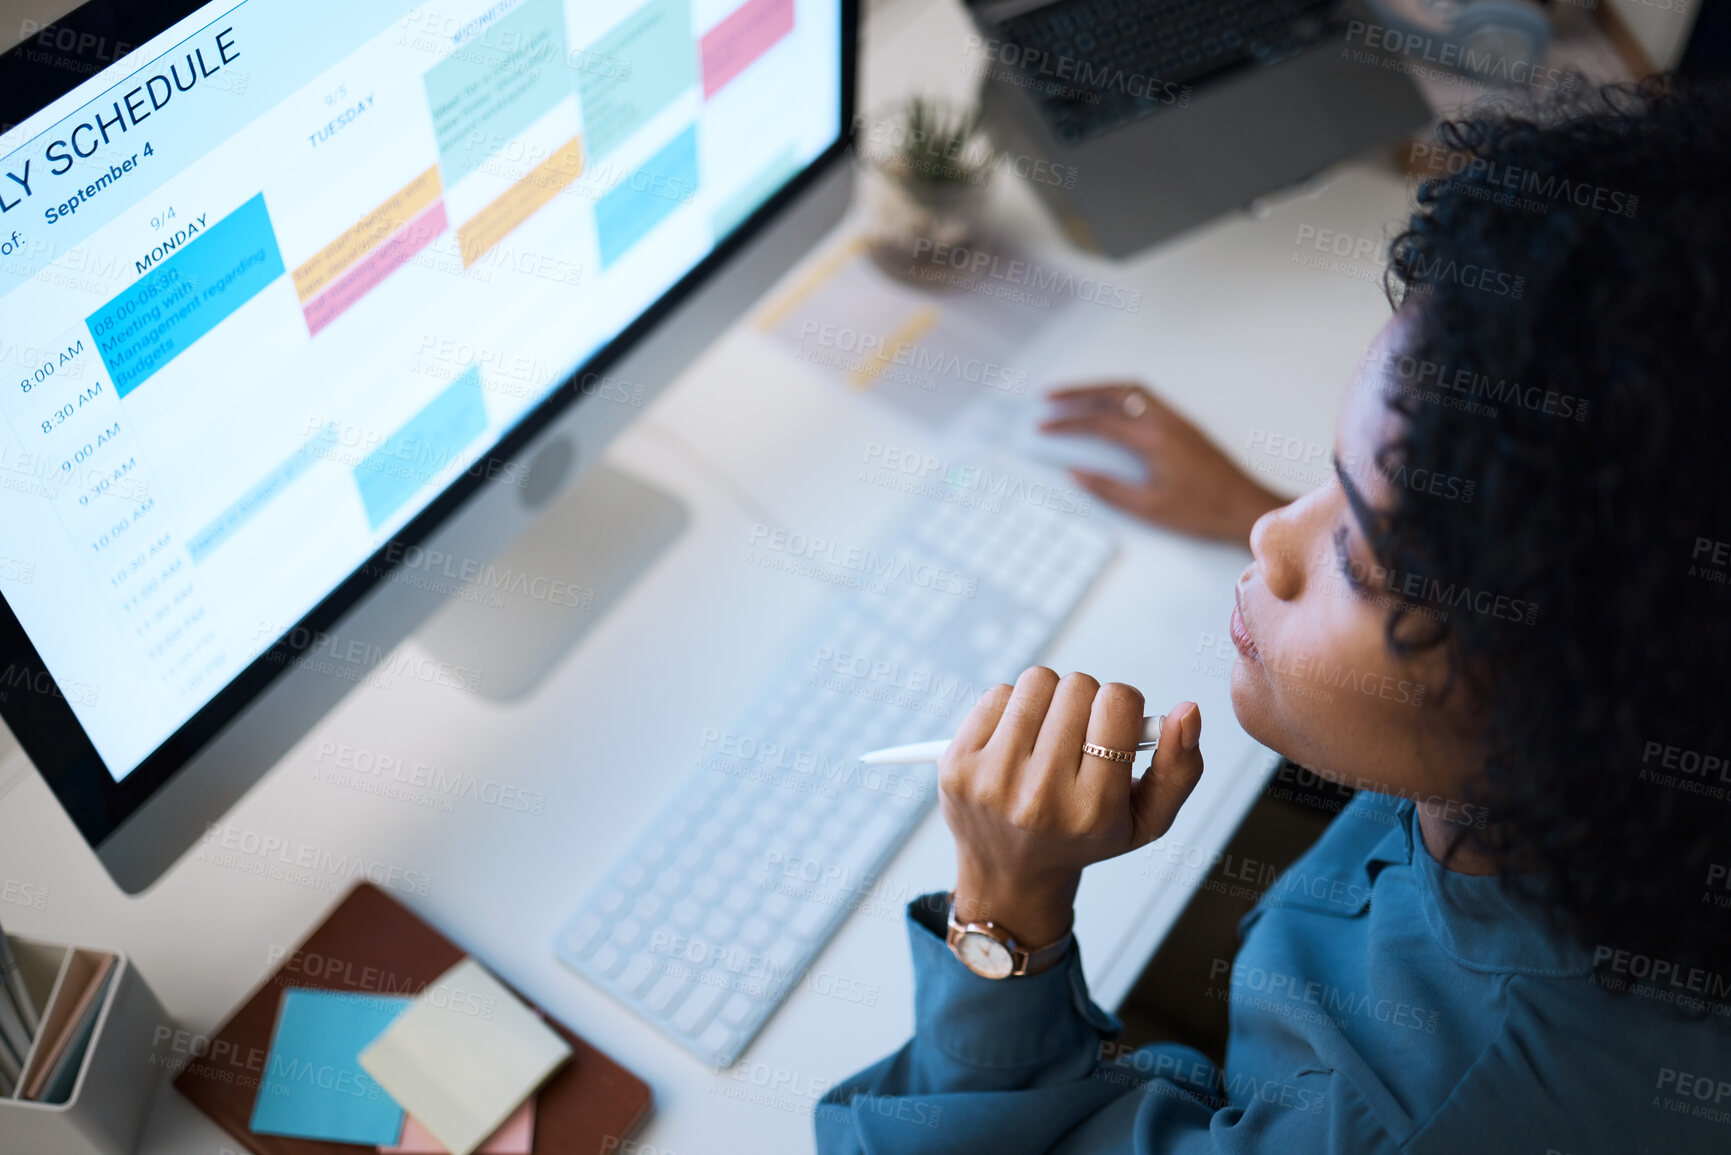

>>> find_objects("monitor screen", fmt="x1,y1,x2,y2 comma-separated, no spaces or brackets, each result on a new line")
0,0,842,789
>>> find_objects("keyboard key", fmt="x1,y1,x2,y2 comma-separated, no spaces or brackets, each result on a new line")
827,813,901,891
788,901,833,940
723,884,758,916
970,620,1004,652
674,981,727,1035
670,898,703,929
644,971,690,1016
765,937,803,974
713,948,754,976
611,920,645,950
595,888,629,917
559,914,606,959
702,911,736,940
633,894,665,923
589,943,624,978
719,992,756,1027
1043,584,1078,620
739,916,775,948
697,1021,736,1061
619,953,660,995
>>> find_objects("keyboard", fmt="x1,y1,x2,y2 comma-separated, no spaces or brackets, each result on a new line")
556,496,1115,1066
990,0,1349,145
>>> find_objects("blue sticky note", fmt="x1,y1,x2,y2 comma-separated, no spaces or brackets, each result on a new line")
86,193,285,398
595,125,700,268
351,366,488,530
249,988,411,1144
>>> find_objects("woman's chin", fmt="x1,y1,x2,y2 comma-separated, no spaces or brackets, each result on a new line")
1229,663,1359,790
1229,661,1295,765
1227,660,1269,736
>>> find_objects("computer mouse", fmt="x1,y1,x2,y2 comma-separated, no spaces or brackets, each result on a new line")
1006,401,1149,485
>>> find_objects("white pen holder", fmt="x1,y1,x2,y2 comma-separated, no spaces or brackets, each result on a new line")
0,934,167,1155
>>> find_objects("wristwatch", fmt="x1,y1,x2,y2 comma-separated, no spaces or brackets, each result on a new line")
944,893,1073,979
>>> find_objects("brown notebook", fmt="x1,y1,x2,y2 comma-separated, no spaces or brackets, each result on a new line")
175,883,652,1155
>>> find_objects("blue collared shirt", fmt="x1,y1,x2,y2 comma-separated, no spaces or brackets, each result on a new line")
816,793,1731,1153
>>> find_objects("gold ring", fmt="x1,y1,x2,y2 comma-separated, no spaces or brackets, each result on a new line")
1121,389,1148,418
1082,741,1136,764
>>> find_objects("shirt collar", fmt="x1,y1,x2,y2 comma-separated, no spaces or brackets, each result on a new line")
1406,800,1597,977
1256,791,1410,917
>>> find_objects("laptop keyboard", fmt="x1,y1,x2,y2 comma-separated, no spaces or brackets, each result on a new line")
989,0,1349,145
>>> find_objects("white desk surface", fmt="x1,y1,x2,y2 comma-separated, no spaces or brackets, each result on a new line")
0,1,1413,1151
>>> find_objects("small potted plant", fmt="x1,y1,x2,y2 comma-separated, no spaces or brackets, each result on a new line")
862,96,998,282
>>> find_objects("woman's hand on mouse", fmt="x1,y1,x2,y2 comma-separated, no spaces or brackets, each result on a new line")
1042,382,1285,544
940,667,1205,948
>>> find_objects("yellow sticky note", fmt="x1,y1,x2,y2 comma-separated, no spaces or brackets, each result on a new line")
359,958,569,1155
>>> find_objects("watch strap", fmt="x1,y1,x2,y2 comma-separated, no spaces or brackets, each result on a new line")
1013,929,1074,976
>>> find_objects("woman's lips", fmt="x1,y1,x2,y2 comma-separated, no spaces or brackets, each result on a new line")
1231,590,1260,661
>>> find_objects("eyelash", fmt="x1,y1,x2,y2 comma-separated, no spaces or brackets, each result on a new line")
1333,526,1361,589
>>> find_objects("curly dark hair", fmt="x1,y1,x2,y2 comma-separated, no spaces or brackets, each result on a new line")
1375,77,1731,980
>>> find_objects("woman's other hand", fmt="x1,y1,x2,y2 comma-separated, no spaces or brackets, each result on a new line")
939,667,1205,947
1042,382,1285,544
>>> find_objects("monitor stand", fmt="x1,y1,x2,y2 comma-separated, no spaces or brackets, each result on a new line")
414,459,690,701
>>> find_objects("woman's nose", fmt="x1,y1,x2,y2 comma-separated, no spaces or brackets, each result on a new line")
1248,505,1306,602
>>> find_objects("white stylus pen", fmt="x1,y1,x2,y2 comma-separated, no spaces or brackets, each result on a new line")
859,714,1167,764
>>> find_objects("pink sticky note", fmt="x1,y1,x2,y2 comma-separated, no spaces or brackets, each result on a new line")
378,1099,535,1154
302,200,448,336
701,0,794,99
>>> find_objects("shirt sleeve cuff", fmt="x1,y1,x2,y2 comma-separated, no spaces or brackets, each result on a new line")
906,892,1121,1072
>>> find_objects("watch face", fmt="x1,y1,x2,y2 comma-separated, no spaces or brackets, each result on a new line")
957,931,1015,979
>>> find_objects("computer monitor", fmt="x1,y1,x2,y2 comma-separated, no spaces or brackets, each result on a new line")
0,0,856,893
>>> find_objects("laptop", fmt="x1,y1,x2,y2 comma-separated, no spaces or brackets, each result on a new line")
965,0,1433,255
